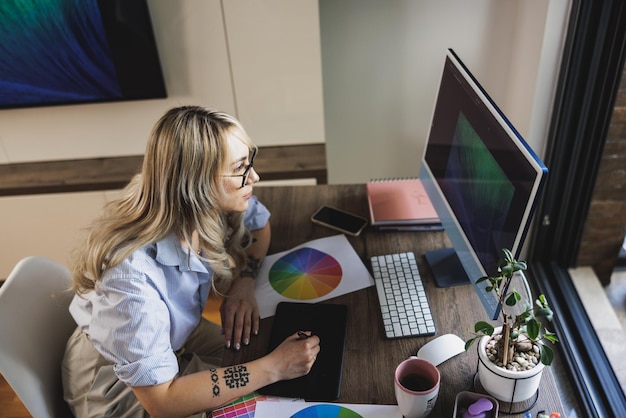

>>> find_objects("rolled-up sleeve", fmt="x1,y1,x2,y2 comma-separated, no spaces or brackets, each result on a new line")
244,195,270,230
88,261,179,387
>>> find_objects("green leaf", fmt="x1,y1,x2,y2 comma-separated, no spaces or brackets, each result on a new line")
535,308,553,322
541,344,554,366
543,330,559,344
476,276,489,284
505,292,519,306
465,338,477,351
513,261,527,271
526,319,540,340
474,321,494,335
501,265,514,277
517,310,531,323
502,248,514,262
535,296,548,309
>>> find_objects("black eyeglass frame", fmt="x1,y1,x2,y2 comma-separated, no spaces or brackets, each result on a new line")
222,147,258,188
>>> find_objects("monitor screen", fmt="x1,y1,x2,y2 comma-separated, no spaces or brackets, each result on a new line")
419,49,547,319
0,0,166,110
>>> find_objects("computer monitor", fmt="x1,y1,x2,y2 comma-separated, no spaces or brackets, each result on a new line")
419,49,548,320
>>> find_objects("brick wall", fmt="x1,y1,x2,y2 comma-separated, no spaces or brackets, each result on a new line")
578,60,626,284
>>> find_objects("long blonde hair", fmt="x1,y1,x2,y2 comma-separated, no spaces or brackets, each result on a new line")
72,106,253,294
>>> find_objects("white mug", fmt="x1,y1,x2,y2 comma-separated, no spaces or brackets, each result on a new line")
394,357,440,418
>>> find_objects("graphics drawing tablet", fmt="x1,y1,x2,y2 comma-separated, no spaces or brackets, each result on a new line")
259,301,348,401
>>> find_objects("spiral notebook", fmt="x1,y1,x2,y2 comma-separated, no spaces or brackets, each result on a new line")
259,302,348,401
366,178,440,227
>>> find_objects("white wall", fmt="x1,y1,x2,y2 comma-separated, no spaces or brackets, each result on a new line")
320,0,570,184
0,191,117,279
0,0,325,164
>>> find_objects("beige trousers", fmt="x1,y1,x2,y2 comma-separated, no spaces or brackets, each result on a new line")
62,318,224,418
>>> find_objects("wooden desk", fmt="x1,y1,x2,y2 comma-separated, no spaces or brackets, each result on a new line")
223,185,564,417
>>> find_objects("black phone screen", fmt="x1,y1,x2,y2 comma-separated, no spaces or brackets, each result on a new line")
311,206,368,236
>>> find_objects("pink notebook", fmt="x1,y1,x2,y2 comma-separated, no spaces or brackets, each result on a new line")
366,178,440,226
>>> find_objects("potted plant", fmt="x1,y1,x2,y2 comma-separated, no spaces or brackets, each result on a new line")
465,248,558,403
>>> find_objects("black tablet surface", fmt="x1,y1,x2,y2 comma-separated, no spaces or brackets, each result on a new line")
258,301,348,401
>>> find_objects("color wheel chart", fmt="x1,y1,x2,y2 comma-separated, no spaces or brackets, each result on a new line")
253,401,403,417
290,404,362,418
255,235,375,319
268,247,342,300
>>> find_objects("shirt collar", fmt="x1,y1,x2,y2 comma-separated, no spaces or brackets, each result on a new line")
154,232,207,273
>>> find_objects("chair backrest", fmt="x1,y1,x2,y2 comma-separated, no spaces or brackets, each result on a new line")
0,256,76,418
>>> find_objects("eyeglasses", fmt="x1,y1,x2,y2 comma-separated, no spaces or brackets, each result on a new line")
222,147,257,188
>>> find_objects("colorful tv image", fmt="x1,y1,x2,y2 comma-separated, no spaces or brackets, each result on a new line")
0,0,166,109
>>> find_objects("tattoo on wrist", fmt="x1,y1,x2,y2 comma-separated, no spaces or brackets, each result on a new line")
240,256,261,279
223,365,250,389
209,368,220,397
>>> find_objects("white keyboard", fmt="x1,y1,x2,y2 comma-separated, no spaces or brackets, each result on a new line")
371,252,436,338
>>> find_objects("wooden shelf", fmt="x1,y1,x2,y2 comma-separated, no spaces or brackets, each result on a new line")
0,144,327,196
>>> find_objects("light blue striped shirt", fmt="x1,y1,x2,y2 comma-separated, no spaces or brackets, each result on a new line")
69,196,270,387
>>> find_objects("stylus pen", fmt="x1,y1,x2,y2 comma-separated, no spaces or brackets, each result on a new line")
297,330,311,339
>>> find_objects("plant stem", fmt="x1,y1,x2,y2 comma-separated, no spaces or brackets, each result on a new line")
502,324,511,366
498,274,514,366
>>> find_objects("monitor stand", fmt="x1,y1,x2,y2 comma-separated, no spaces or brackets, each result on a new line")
425,248,470,287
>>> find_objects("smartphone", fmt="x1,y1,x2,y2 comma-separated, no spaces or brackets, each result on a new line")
311,206,368,236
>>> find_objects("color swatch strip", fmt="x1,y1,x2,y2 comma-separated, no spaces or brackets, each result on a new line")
211,392,281,418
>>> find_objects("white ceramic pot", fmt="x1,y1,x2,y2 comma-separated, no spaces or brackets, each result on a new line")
477,328,545,403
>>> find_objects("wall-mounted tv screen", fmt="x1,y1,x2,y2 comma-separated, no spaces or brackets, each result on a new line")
0,0,167,110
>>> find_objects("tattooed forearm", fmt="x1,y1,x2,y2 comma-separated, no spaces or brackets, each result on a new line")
240,255,261,279
209,368,220,397
223,365,250,389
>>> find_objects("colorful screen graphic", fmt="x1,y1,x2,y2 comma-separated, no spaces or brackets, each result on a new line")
268,247,342,300
291,404,363,418
0,0,165,109
442,112,515,276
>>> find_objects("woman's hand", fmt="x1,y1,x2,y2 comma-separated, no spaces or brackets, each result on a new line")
265,331,321,381
220,276,259,350
221,222,270,350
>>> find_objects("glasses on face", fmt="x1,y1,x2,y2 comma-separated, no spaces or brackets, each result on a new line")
222,147,257,188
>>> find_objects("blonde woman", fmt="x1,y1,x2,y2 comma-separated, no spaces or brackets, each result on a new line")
62,106,320,418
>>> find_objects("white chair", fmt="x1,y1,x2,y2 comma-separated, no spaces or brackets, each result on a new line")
0,256,76,417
